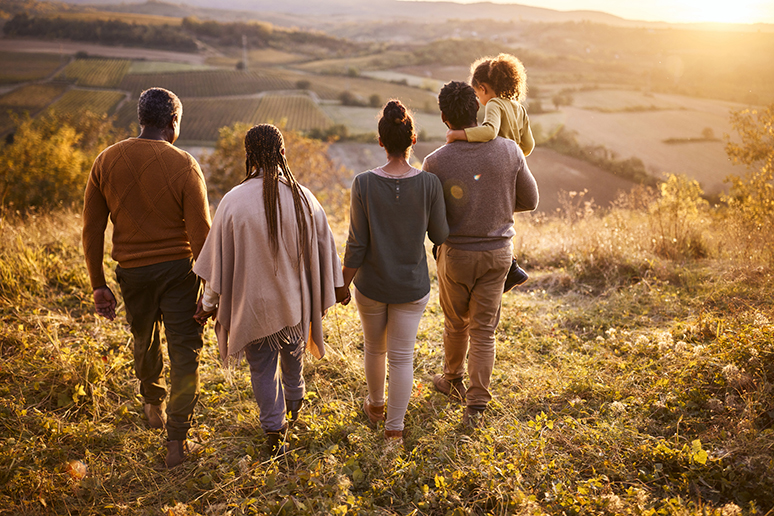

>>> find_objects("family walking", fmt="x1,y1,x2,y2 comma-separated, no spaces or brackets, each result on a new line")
82,53,538,467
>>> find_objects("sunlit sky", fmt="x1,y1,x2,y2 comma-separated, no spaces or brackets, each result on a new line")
410,0,774,24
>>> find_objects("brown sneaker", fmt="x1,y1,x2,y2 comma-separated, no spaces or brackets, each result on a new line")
363,397,385,427
462,406,485,429
165,439,201,468
144,402,167,429
432,374,466,403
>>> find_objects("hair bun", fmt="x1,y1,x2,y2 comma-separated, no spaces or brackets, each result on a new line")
384,100,407,124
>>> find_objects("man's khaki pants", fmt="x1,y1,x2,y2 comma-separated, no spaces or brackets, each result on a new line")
437,244,512,408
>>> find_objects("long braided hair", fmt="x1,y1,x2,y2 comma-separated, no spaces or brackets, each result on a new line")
243,124,310,261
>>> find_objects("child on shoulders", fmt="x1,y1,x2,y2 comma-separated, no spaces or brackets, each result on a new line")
446,53,535,157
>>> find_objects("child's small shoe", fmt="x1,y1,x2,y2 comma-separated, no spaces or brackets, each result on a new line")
503,258,528,292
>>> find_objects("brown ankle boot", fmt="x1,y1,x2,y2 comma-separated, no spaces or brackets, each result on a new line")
266,424,289,457
144,402,167,429
165,439,201,468
363,397,385,427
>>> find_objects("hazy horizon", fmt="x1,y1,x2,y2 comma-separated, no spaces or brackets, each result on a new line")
401,0,774,24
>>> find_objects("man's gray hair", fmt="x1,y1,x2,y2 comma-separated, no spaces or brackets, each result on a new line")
137,88,182,129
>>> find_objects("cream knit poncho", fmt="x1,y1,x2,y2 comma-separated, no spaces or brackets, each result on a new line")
193,176,343,363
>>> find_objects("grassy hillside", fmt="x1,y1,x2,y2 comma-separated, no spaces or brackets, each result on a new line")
1,171,773,514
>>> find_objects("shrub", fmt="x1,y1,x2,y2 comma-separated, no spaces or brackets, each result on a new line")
649,174,709,260
201,122,349,220
722,104,774,263
0,111,125,211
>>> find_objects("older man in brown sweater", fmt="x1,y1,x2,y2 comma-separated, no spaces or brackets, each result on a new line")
423,81,538,428
82,87,211,467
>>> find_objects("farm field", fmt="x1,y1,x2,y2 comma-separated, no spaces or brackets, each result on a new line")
360,70,443,92
46,88,126,117
118,69,297,99
298,72,441,109
172,95,332,143
57,58,131,88
321,104,448,139
395,64,470,83
0,50,65,84
0,39,206,64
532,90,747,194
53,11,183,26
252,95,331,132
0,83,67,110
127,60,214,74
292,50,413,75
206,48,311,68
0,83,68,134
330,142,633,213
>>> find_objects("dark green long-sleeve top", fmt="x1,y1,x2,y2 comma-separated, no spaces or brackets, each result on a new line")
343,169,449,304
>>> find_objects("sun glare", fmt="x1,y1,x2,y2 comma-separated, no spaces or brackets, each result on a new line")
680,0,760,23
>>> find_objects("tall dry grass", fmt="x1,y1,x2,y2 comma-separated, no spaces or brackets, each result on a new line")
1,173,773,514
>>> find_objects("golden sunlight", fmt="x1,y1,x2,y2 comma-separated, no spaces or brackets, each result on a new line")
684,0,761,23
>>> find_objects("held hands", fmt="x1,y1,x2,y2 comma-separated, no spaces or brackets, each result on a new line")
194,296,217,326
335,285,351,306
93,286,117,321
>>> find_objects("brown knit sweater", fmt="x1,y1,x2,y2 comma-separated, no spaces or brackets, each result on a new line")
82,138,211,289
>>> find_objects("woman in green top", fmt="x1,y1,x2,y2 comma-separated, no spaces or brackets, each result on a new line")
342,100,449,443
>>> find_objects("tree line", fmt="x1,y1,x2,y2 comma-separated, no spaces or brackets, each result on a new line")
3,13,199,52
1,13,360,56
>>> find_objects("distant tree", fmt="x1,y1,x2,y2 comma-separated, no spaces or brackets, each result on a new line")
701,127,715,140
235,61,245,70
369,94,382,108
339,91,366,107
296,80,311,90
307,124,349,143
527,99,545,114
552,92,574,111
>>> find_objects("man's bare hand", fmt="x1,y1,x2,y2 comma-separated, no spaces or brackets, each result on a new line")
93,286,117,321
194,296,217,325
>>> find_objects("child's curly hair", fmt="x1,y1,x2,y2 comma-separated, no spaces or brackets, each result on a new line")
470,53,527,102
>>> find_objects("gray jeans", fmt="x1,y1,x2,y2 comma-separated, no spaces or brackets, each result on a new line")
244,336,305,432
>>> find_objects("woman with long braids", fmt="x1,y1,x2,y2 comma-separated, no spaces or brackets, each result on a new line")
342,100,449,444
194,124,348,455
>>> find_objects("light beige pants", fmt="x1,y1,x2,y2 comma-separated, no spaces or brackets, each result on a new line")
437,243,512,407
355,287,430,431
